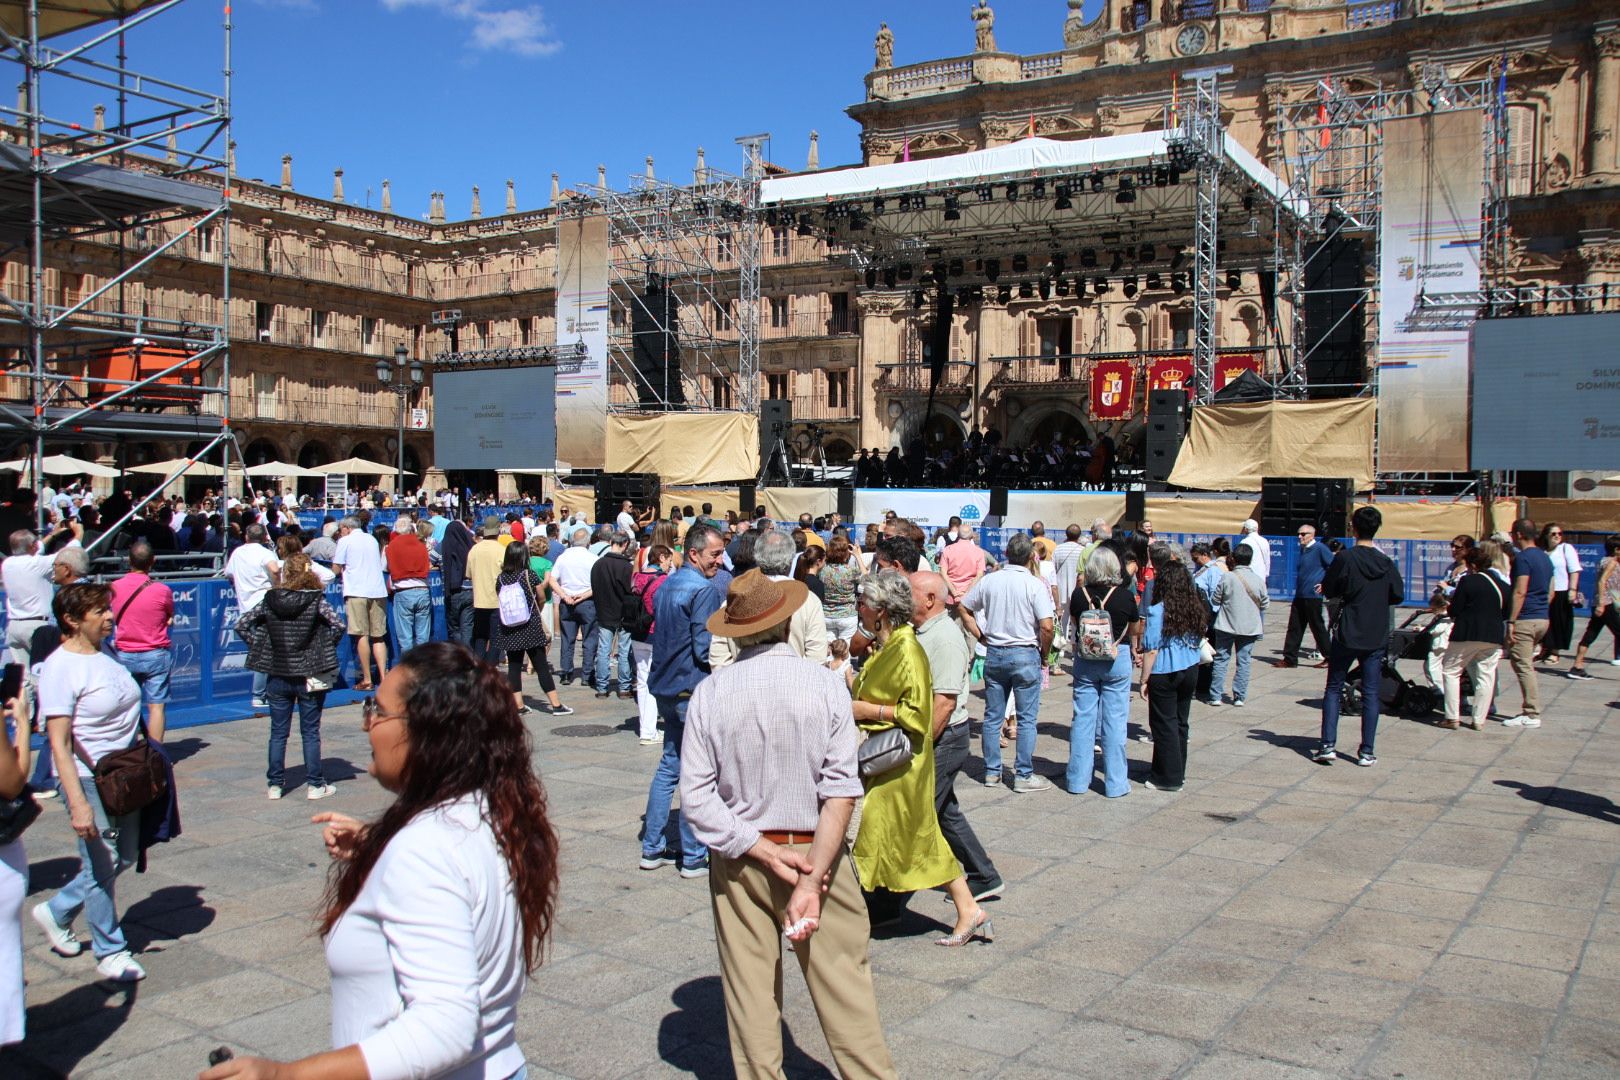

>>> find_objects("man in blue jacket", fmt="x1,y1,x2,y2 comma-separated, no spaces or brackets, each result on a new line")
1314,507,1404,768
640,523,727,878
1280,523,1336,668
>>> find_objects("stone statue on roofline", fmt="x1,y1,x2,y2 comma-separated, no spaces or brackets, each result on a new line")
972,1,996,53
1064,0,1101,49
874,22,893,69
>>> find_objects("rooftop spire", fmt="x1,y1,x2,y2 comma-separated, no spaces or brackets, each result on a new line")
381,179,392,213
505,178,516,214
550,172,560,205
280,154,292,190
807,131,820,171
694,147,707,185
471,185,482,218
332,168,344,203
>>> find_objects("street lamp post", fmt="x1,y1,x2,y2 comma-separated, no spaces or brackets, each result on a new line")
376,343,423,501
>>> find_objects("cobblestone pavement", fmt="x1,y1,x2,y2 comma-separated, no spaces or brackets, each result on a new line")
4,625,1620,1079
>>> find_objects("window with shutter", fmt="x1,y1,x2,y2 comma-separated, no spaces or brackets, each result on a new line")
1506,104,1536,197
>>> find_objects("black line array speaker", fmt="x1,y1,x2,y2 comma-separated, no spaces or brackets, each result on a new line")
1145,389,1189,484
1125,489,1146,524
631,274,686,409
736,484,756,517
595,472,661,527
988,487,1009,519
836,486,855,520
1302,235,1364,398
1261,477,1351,538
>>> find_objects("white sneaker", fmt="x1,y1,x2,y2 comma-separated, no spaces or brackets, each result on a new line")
95,950,146,982
638,736,661,746
266,785,283,800
1501,714,1541,728
1609,658,1620,667
306,783,337,801
35,786,58,799
32,902,82,957
250,698,269,709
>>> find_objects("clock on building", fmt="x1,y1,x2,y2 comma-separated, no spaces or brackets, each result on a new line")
1177,23,1209,57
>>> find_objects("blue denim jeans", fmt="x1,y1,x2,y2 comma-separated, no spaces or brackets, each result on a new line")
642,696,707,867
1321,642,1385,755
115,646,173,704
594,625,633,693
392,588,433,655
981,644,1042,780
445,587,475,646
48,779,139,958
1069,647,1132,796
266,674,326,788
560,599,598,683
1209,630,1259,703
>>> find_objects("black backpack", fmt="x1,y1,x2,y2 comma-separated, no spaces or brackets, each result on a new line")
627,578,656,642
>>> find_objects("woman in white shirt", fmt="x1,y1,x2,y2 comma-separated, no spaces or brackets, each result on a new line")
1,693,31,1045
201,641,560,1080
1537,522,1582,665
32,583,147,982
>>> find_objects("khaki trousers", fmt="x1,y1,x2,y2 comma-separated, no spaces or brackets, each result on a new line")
1506,619,1548,718
709,844,896,1080
1440,639,1501,726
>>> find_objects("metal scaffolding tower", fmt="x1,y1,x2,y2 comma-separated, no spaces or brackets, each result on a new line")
564,143,762,415
1175,66,1231,405
0,0,235,543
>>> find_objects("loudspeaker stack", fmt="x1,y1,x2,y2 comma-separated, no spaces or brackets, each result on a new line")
1145,389,1189,484
1260,477,1351,538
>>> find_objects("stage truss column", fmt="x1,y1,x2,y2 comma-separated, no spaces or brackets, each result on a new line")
735,134,767,414
1183,66,1231,405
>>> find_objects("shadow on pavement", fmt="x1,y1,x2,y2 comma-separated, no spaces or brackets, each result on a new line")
1495,780,1620,824
1246,727,1320,760
0,981,138,1078
159,736,209,765
122,884,216,952
657,975,834,1079
26,856,81,894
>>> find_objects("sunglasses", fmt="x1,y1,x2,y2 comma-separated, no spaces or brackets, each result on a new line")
361,696,406,732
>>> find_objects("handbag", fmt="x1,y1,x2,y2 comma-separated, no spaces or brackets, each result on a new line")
0,785,40,845
1198,638,1216,665
857,725,914,780
91,737,169,818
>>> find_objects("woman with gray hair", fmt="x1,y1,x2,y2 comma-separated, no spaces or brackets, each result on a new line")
1066,546,1140,797
851,569,991,946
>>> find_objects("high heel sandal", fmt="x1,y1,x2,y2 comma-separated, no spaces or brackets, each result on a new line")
936,910,993,947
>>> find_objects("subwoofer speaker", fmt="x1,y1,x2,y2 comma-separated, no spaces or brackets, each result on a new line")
1260,476,1351,537
1145,389,1188,484
595,472,661,528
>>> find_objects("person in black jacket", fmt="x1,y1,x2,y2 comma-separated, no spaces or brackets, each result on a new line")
439,514,477,647
1438,545,1510,730
1313,506,1404,768
237,554,344,801
590,531,636,699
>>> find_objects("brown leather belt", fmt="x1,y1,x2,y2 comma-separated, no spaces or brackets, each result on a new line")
759,830,815,846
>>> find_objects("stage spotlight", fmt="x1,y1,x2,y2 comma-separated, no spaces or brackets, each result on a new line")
1110,251,1124,273
976,184,994,202
956,286,976,306
943,196,961,221
764,208,778,227
796,214,814,236
1243,191,1256,213
865,267,878,289
914,289,929,309
1169,167,1182,185
1122,276,1139,299
1226,268,1242,290
1122,245,1136,263
1072,276,1087,297
1154,166,1169,188
1031,178,1046,200
1115,175,1136,204
932,261,948,282
1170,248,1186,270
1080,248,1097,269
998,285,1012,304
848,212,869,231
1171,273,1187,295
1054,278,1070,297
1146,272,1162,290
1006,182,1020,202
949,258,964,277
1093,275,1109,294
1038,277,1051,300
1012,253,1029,274
1139,243,1156,263
872,196,886,214
882,266,898,288
898,263,914,282
1018,281,1034,299
984,258,1001,282
1088,170,1104,193
1137,167,1154,188
913,194,927,210
1054,184,1072,210
1050,252,1066,274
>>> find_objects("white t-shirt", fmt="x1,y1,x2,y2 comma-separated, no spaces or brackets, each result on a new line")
1239,533,1271,584
2,553,56,621
225,542,281,612
1550,544,1582,592
551,546,597,595
333,530,388,599
616,511,636,535
326,794,525,1080
38,647,143,777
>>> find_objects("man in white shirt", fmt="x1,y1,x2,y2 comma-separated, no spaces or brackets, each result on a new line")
615,500,637,537
332,515,390,690
1051,523,1086,645
1238,518,1271,586
959,533,1055,793
3,527,61,714
224,522,281,706
549,528,601,687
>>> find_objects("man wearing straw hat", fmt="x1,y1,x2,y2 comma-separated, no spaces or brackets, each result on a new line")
681,569,896,1080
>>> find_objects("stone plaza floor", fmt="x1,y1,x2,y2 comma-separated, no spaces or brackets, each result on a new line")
3,628,1620,1079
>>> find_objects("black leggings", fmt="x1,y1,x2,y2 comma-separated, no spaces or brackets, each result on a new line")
1578,606,1620,657
507,646,556,694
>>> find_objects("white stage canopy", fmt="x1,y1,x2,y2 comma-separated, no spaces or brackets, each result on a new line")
760,134,1302,216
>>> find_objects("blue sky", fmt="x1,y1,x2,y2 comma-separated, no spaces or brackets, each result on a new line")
59,0,1103,220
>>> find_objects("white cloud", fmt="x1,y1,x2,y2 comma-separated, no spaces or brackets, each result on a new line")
380,0,561,58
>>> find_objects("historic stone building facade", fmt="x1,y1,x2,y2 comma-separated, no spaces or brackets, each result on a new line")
3,0,1611,490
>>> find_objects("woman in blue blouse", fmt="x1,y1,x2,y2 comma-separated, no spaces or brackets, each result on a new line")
1138,559,1209,792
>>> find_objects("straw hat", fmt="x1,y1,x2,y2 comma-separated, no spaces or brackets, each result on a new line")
706,569,808,638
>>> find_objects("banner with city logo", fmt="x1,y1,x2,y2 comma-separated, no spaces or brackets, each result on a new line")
1147,355,1195,401
1089,358,1136,420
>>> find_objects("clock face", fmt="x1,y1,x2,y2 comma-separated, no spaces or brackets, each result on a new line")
1177,23,1209,56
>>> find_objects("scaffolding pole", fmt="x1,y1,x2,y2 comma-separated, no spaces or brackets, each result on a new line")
1179,66,1231,405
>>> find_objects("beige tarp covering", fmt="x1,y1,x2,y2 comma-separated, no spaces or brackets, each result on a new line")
0,1,168,39
550,485,746,521
1004,492,1128,531
1145,497,1260,536
1354,500,1521,542
761,488,839,523
605,413,760,487
1168,399,1376,493
1525,499,1620,534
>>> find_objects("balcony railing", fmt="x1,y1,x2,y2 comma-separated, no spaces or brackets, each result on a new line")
877,361,974,394
761,306,857,341
232,390,431,430
1346,0,1401,28
992,352,1096,386
1020,53,1063,80
1177,0,1217,21
885,58,974,97
1125,1,1152,32
788,389,858,423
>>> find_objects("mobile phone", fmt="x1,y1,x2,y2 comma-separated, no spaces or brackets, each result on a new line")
0,663,22,704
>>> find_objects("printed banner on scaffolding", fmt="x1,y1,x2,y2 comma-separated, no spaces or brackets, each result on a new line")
1089,359,1136,421
555,214,611,469
1148,356,1195,401
1377,112,1482,472
1214,353,1262,390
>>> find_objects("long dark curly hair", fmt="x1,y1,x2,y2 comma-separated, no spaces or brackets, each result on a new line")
1153,558,1208,641
319,642,559,973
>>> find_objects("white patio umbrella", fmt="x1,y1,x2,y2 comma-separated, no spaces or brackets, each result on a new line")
127,458,227,477
243,460,325,478
40,454,119,478
0,458,25,473
313,457,413,476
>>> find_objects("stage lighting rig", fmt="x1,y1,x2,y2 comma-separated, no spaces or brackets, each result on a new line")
984,258,1001,282
1170,248,1186,270
1053,184,1072,210
872,196,886,214
1122,277,1139,299
997,285,1012,304
1226,268,1242,290
1005,182,1020,202
898,263,914,281
1139,243,1156,263
795,214,814,236
1172,273,1187,295
1146,272,1162,290
1054,278,1070,297
865,267,878,288
1087,170,1105,193
1018,281,1034,299
1109,250,1124,273
1012,254,1029,274
976,185,994,202
1080,248,1097,269
1031,178,1046,200
1093,276,1109,294
1115,176,1136,204
1154,166,1170,188
943,194,961,221
882,266,898,288
912,289,925,309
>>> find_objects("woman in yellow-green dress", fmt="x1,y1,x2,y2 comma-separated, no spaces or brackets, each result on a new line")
851,569,993,947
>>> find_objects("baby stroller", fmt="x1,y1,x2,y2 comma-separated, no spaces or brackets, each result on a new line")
1339,609,1447,718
